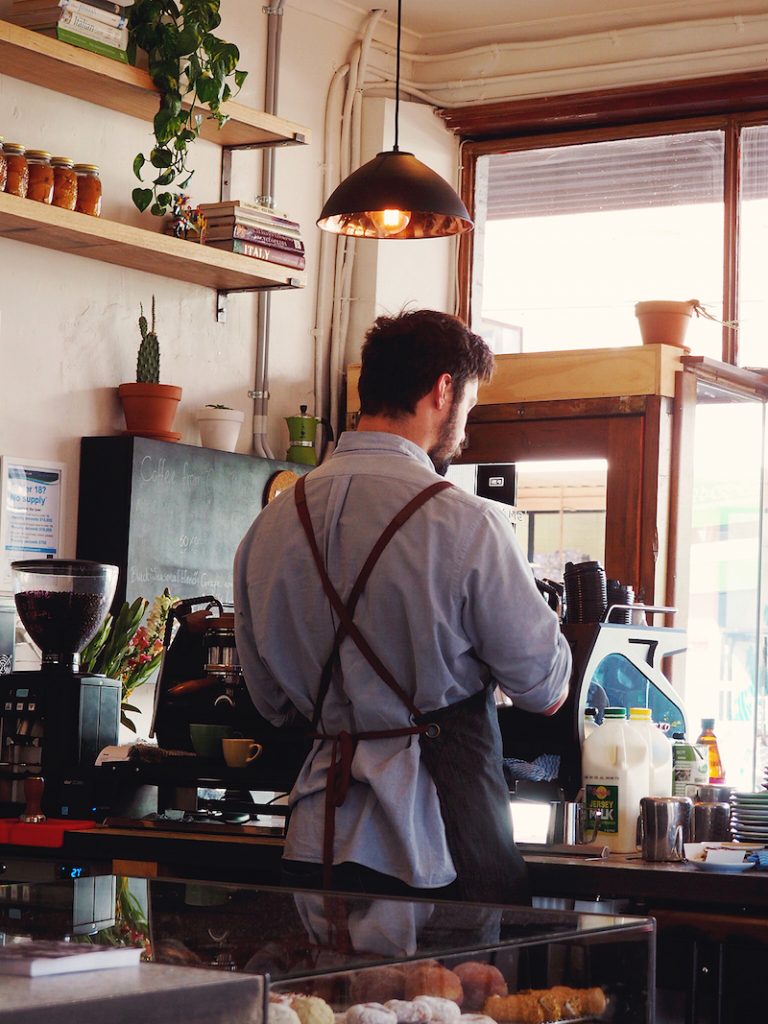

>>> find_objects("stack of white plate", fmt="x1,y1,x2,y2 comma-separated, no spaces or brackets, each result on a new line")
730,791,768,842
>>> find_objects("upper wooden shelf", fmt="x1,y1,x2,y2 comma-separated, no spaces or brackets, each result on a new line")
0,19,310,149
0,191,306,291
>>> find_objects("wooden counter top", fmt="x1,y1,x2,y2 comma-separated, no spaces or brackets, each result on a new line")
525,850,768,912
1,829,766,914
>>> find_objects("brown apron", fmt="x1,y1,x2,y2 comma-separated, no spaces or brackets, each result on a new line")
294,473,529,904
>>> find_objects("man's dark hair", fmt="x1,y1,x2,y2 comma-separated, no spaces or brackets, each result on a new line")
358,309,494,417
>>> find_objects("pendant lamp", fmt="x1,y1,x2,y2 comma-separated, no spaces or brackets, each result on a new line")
317,0,473,240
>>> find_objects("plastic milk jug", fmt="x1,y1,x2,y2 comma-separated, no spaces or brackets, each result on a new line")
582,706,649,853
628,707,673,797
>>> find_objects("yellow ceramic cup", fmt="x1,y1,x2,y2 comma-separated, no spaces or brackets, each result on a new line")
222,737,263,768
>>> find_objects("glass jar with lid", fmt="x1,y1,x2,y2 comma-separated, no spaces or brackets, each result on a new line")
26,150,54,204
3,143,28,198
51,156,78,211
74,163,102,217
0,138,7,193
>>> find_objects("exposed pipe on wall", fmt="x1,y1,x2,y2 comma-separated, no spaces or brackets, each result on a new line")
251,0,286,460
318,9,385,437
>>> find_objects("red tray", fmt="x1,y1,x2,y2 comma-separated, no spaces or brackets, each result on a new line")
7,819,95,848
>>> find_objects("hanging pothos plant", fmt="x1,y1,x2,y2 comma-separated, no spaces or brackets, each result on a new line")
127,0,247,217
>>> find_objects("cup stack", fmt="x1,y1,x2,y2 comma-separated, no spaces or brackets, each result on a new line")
606,579,635,623
563,561,608,624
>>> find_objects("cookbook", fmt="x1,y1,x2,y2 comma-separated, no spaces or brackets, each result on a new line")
0,940,142,976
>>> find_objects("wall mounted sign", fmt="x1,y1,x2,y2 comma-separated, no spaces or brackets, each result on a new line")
0,457,65,592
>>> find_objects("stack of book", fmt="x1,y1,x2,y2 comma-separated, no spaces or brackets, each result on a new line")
5,0,132,63
196,201,306,272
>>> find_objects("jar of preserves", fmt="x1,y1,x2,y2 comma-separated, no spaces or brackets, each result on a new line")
26,150,54,204
74,163,102,217
4,143,28,198
0,138,7,193
51,156,77,211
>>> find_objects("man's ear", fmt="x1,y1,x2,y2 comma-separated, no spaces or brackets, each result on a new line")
434,373,453,410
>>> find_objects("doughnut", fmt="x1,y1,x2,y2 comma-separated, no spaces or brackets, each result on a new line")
404,966,463,1003
290,995,336,1024
411,998,461,1023
350,966,407,1004
453,963,507,1010
269,1004,302,1024
385,999,433,1023
346,1004,398,1024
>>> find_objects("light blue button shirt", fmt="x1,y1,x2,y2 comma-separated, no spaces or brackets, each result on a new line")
234,432,571,888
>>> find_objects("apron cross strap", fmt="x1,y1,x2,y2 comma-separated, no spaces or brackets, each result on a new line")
295,472,451,889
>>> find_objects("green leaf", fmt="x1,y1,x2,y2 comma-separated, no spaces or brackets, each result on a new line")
150,201,167,216
132,153,146,180
176,25,198,55
150,147,174,169
154,169,175,186
121,702,142,713
234,69,247,91
132,187,154,212
120,711,138,733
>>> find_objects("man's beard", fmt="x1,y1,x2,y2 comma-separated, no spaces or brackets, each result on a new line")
428,398,463,477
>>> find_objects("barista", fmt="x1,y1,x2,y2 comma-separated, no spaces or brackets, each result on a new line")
234,309,571,902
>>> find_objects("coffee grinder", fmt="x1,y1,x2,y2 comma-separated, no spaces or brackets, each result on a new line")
0,560,121,819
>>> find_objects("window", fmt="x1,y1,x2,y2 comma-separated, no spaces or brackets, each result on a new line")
451,79,768,786
472,130,726,357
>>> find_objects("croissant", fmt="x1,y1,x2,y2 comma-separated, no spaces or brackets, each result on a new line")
484,986,606,1023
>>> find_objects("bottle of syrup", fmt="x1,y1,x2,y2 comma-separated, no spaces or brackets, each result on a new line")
696,718,726,784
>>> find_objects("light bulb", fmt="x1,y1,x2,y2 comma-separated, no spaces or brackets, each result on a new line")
369,208,411,235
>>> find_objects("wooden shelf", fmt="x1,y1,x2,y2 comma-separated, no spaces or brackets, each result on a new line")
0,19,310,149
0,191,306,291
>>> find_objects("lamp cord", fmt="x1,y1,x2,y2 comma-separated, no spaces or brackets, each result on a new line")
394,0,402,151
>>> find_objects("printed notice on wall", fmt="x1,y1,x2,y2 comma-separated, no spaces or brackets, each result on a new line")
0,457,65,593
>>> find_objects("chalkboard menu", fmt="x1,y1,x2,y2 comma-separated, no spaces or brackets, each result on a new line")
77,437,306,609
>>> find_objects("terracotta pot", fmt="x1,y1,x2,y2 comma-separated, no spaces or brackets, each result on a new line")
635,300,697,347
118,382,182,441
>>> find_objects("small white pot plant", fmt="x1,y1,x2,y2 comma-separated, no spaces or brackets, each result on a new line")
196,403,245,452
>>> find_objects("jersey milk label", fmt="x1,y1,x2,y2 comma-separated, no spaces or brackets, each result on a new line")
585,783,618,834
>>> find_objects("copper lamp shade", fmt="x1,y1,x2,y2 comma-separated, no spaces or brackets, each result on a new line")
317,149,474,239
317,0,473,240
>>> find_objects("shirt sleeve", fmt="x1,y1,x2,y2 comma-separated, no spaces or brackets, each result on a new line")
233,535,296,728
457,503,572,713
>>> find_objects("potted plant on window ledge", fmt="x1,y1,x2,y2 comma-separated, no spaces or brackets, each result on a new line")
118,297,182,441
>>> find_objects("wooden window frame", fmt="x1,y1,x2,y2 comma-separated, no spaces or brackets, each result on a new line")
442,71,768,366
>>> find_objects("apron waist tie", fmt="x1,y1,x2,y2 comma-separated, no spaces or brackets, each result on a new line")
314,725,432,889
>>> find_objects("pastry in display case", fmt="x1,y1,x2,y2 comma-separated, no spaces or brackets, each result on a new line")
0,878,654,1024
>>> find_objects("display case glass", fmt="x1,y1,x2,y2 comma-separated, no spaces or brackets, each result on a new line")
0,877,654,1024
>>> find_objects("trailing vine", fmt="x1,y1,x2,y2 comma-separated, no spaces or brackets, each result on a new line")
127,0,247,217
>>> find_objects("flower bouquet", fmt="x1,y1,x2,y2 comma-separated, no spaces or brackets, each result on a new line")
81,589,174,732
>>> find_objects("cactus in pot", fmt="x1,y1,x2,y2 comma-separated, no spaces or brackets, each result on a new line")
117,295,182,441
137,296,160,384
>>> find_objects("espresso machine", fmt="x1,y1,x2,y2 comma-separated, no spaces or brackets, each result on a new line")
0,560,121,819
500,560,689,805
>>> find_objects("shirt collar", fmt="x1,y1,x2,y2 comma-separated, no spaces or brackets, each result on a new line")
334,431,436,471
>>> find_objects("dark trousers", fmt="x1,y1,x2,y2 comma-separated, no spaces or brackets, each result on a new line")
281,859,459,900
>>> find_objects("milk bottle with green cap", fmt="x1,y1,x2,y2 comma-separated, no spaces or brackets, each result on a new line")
582,706,649,853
